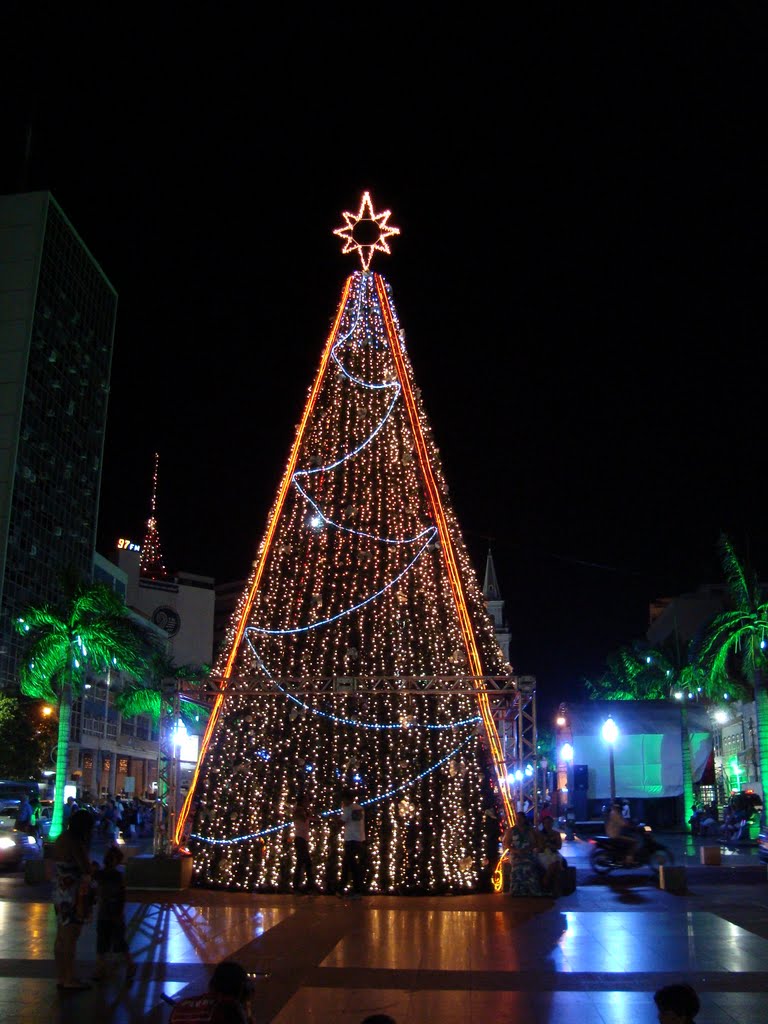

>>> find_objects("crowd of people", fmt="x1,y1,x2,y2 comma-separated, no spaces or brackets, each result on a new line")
689,790,762,843
63,793,154,841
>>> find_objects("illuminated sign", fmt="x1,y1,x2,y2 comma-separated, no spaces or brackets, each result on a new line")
117,538,141,552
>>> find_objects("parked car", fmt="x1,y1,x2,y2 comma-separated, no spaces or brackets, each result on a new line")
0,806,17,830
0,811,38,869
0,830,29,869
37,800,53,839
758,829,768,864
0,779,40,814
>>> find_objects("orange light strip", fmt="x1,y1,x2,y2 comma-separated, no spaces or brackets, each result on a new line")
492,852,507,893
375,274,515,828
174,276,354,845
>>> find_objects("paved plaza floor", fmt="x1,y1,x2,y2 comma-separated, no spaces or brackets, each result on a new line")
0,835,766,1023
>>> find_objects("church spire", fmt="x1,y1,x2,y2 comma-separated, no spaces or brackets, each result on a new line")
483,546,511,665
483,547,502,601
139,452,167,579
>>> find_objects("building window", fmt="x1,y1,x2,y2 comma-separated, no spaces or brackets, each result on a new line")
82,754,93,771
118,758,129,774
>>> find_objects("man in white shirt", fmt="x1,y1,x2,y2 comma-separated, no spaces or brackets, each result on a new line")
337,790,365,899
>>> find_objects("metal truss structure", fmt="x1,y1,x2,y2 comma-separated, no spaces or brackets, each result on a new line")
491,676,539,824
154,678,181,856
185,673,517,696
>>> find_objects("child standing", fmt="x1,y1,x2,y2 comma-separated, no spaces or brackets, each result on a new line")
93,846,136,983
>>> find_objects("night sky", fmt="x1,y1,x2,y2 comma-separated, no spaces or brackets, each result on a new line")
3,7,766,717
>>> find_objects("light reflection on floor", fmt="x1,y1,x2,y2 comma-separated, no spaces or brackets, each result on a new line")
0,893,766,1023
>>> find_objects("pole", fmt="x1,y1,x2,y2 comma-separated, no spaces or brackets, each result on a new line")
609,745,616,804
154,677,180,856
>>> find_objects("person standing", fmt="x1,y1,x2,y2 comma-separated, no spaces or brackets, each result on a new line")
15,793,33,834
28,796,42,844
62,795,78,827
292,797,320,894
114,795,125,836
92,845,137,983
52,809,95,991
101,799,118,840
337,790,366,899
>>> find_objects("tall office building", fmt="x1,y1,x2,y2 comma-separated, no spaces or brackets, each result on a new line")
0,192,117,688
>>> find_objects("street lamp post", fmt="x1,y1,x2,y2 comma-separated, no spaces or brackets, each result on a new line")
602,716,619,804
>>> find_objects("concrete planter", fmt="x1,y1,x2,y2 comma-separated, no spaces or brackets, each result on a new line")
700,846,722,865
124,853,194,890
659,864,687,893
24,858,52,884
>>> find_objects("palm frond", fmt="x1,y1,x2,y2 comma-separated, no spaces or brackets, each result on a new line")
718,533,762,611
115,686,162,720
116,684,210,725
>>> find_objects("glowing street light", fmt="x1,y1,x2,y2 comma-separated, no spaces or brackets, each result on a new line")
602,716,619,803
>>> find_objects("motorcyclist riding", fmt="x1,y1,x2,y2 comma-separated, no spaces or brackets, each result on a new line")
606,801,639,866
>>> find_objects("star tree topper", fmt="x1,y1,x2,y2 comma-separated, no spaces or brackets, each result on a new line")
333,191,400,271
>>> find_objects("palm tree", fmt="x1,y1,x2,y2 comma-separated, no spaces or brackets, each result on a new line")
115,653,211,855
15,578,148,840
696,533,768,823
115,651,211,725
584,644,672,701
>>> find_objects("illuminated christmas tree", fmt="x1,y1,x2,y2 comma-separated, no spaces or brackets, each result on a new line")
179,194,514,893
140,451,167,579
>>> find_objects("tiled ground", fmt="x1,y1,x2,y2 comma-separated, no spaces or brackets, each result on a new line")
0,840,765,1023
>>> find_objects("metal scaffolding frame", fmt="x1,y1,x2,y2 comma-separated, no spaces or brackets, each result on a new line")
492,676,538,824
154,678,181,856
185,673,518,696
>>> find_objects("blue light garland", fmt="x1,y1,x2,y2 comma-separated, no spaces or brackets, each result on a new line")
245,531,435,637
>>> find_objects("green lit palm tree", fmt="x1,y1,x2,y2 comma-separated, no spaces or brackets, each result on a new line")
584,644,672,701
696,534,768,822
15,579,147,840
115,651,211,725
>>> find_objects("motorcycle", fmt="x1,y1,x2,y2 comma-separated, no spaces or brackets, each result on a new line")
719,814,749,845
589,826,674,875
